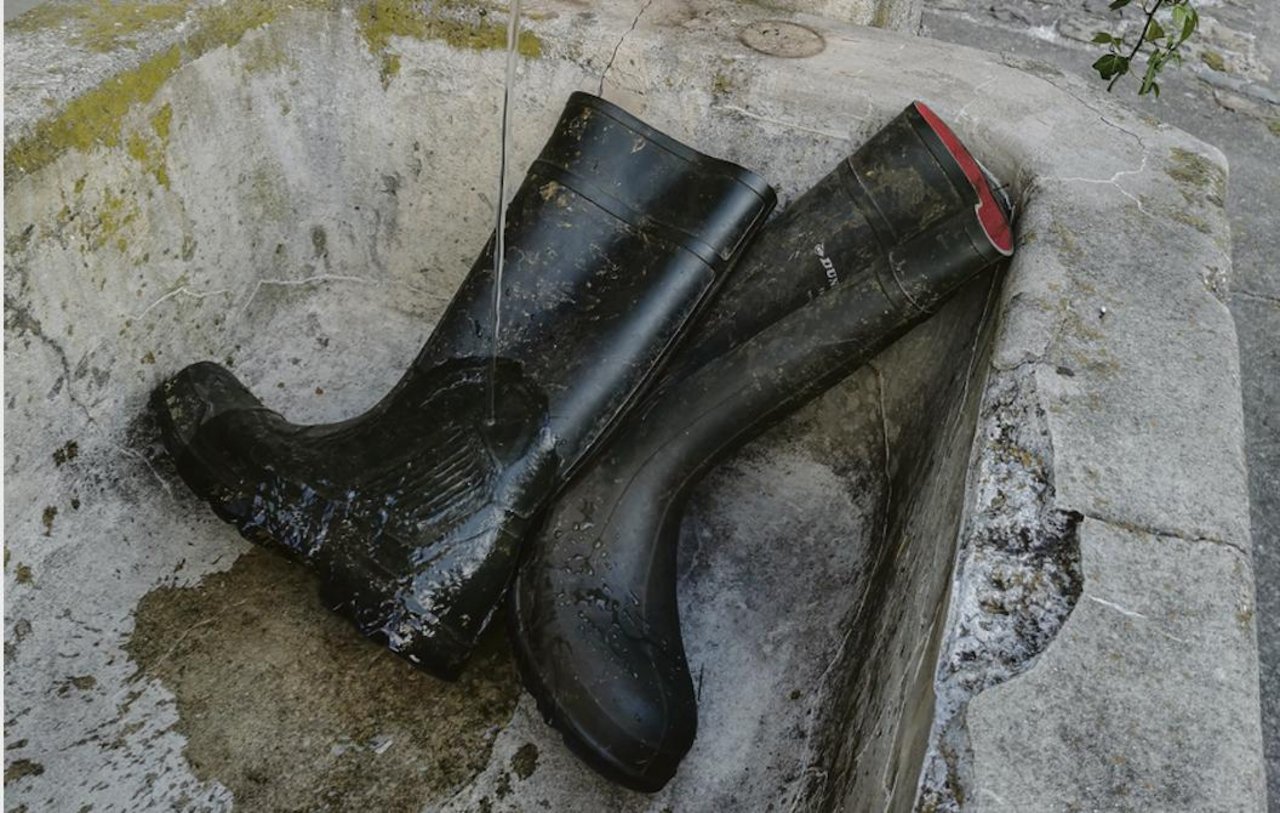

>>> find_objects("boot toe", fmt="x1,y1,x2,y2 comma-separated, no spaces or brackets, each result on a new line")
513,593,696,792
152,361,263,453
555,659,694,793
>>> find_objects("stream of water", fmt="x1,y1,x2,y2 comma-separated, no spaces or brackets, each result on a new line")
486,0,524,425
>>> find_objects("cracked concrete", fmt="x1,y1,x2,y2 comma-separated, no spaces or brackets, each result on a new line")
917,4,1278,803
4,0,1263,810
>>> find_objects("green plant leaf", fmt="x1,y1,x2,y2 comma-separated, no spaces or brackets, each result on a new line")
1092,31,1117,44
1108,0,1132,10
1172,3,1198,42
1093,53,1130,79
1140,55,1161,93
1146,19,1166,41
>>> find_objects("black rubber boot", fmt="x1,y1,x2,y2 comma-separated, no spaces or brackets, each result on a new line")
152,92,775,680
508,102,1014,791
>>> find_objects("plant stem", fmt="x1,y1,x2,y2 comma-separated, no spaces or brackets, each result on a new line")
1109,0,1164,90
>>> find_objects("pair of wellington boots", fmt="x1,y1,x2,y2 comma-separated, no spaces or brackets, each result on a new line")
153,92,1012,792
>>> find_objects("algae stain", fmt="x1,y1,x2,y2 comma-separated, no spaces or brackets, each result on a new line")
125,102,174,189
89,190,140,251
1170,209,1213,235
5,0,330,186
8,1,190,53
125,548,519,810
510,742,539,780
240,30,298,74
1199,49,1227,73
150,103,173,143
246,166,292,222
4,758,44,784
357,0,542,85
5,0,544,184
6,45,180,185
1166,146,1227,205
52,440,80,466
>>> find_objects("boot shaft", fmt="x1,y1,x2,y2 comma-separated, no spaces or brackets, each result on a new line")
510,101,1015,792
413,92,775,468
662,101,1010,386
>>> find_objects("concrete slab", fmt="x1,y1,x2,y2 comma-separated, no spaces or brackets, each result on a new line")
3,0,1263,809
968,518,1264,812
916,3,1279,802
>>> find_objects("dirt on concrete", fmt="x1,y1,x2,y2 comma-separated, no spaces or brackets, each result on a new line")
125,547,520,812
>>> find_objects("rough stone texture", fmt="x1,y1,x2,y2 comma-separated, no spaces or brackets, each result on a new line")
968,518,1262,812
766,0,922,32
916,0,1280,804
3,0,1263,810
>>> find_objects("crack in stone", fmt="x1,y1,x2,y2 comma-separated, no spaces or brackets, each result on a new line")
995,51,1153,153
5,293,95,425
598,0,655,97
133,285,233,321
1232,288,1280,306
237,274,375,318
954,75,999,122
1035,150,1153,217
1074,508,1247,559
712,103,854,140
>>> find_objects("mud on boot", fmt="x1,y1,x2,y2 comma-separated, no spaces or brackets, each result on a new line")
509,102,1014,790
153,92,775,680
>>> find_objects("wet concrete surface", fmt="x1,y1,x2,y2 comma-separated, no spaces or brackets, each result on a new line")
3,1,1263,808
126,547,521,811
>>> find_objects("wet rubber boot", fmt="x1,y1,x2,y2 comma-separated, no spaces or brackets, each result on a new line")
509,102,1014,791
152,92,776,680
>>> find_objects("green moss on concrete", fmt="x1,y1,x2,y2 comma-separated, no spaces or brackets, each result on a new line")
1199,49,1227,73
126,126,169,189
357,0,542,84
5,0,329,186
1166,147,1224,189
8,1,190,53
380,52,403,87
6,45,180,185
121,103,176,189
1170,209,1214,235
6,0,544,185
150,103,172,142
239,28,299,74
185,0,333,56
90,189,140,251
1166,146,1227,206
1268,119,1280,138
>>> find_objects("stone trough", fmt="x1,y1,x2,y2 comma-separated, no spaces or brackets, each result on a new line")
3,1,1264,810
